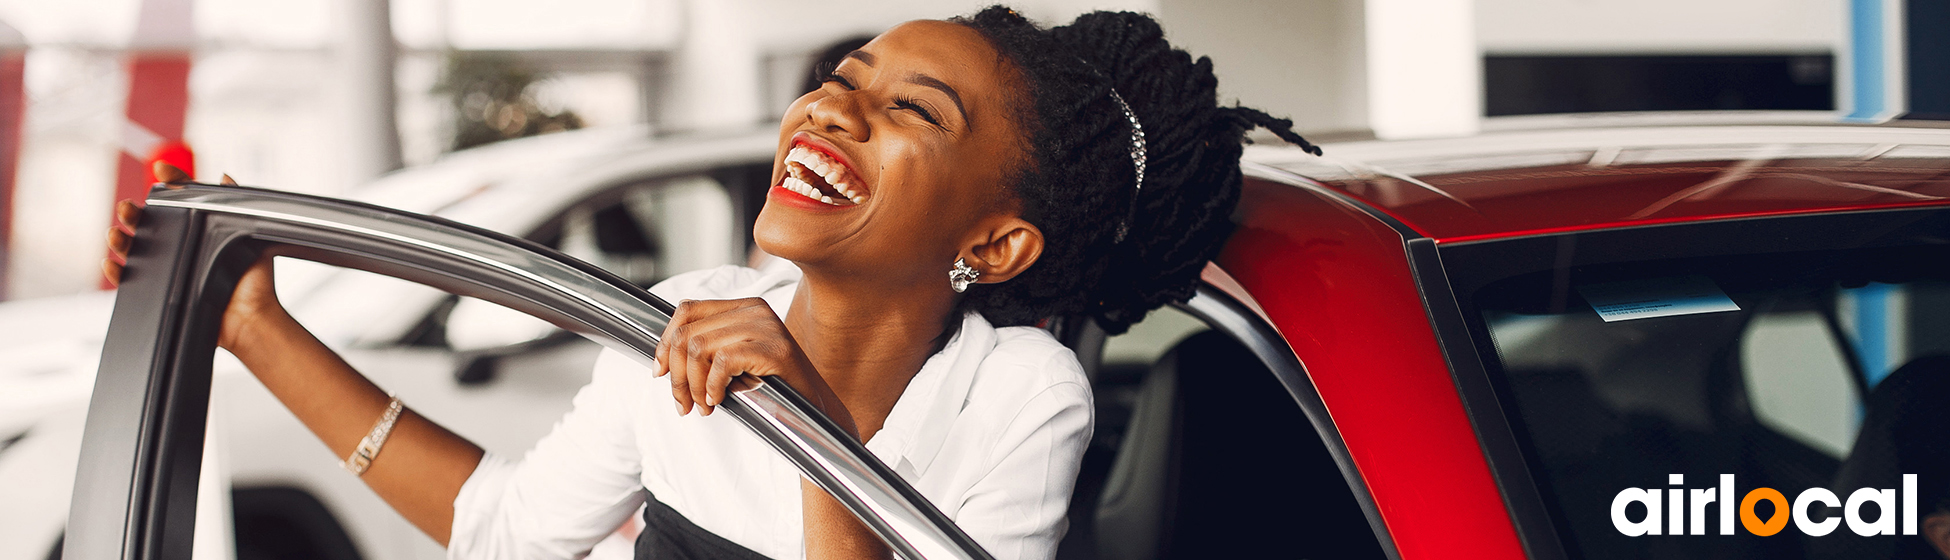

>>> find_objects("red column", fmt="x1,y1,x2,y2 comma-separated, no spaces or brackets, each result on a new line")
0,50,24,299
114,54,192,203
104,53,192,290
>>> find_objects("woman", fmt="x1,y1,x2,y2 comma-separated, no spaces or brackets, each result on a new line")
106,7,1318,559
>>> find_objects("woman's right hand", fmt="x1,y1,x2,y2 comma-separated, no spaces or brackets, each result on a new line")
103,163,283,352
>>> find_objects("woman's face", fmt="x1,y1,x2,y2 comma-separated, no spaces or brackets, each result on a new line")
755,20,1028,282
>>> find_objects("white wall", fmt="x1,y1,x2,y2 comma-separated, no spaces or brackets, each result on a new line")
1162,0,1482,139
1476,0,1845,54
1365,0,1478,138
1160,0,1370,136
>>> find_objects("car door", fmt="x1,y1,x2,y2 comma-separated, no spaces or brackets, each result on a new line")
65,183,993,560
215,170,755,560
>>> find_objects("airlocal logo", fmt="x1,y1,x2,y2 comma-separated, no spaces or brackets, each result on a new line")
1612,474,1920,537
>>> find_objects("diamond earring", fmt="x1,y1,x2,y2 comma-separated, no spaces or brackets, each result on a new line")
949,258,980,293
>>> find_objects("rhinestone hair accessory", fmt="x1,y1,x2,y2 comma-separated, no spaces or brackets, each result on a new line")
1109,89,1146,243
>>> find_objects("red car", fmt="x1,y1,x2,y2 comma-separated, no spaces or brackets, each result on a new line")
67,124,1950,560
1157,124,1950,560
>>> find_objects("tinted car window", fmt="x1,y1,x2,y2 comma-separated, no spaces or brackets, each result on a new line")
1468,239,1950,560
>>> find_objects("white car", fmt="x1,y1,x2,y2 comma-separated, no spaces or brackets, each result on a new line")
0,126,778,560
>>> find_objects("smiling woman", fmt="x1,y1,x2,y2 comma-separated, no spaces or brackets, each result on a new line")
103,6,1319,560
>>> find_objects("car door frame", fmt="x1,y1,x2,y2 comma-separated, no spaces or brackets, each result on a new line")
66,183,993,560
1171,285,1401,559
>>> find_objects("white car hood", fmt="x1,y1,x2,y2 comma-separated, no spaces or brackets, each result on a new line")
0,291,114,437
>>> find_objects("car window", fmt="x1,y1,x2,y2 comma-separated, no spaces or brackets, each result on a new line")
406,175,740,348
1060,301,1388,560
1740,307,1860,457
1471,241,1950,560
540,176,739,287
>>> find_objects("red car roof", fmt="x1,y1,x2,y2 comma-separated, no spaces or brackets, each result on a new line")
1246,125,1950,243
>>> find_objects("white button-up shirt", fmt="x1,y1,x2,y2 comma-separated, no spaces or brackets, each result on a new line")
448,265,1094,560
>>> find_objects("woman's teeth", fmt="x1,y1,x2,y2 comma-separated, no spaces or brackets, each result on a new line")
785,146,867,206
782,176,846,205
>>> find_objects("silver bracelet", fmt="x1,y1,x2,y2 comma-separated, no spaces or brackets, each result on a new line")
342,395,404,476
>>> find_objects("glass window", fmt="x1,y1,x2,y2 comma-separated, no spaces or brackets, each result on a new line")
538,175,739,287
1472,243,1950,560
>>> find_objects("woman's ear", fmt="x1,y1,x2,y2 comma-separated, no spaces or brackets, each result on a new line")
964,217,1043,285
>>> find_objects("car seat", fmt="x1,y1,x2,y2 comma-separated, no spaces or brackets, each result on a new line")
1813,354,1950,560
1092,331,1384,559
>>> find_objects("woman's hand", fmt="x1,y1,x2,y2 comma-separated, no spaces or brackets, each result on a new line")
654,298,849,425
655,298,886,557
103,164,281,352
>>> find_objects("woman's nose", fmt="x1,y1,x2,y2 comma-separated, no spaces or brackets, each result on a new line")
806,93,869,142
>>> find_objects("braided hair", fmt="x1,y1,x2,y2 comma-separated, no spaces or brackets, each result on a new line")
950,6,1320,334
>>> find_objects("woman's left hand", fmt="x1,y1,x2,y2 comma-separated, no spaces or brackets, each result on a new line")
654,298,839,422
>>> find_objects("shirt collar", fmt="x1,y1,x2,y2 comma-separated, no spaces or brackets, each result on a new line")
863,311,996,479
757,266,994,479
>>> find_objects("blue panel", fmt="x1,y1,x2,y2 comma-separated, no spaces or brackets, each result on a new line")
1855,283,1894,387
1847,0,1886,121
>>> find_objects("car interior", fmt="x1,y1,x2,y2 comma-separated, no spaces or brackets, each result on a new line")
1469,243,1950,560
1050,306,1387,560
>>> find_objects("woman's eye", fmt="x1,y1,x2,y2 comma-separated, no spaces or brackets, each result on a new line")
818,64,856,91
891,98,941,126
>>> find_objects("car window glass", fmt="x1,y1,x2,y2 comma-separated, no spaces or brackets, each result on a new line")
646,176,739,277
549,175,738,288
1740,309,1860,457
1839,282,1950,388
399,174,740,351
1472,242,1950,560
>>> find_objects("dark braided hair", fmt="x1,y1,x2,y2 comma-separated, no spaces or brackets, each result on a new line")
950,6,1320,334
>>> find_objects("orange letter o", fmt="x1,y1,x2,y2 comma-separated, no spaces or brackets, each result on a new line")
1741,488,1790,536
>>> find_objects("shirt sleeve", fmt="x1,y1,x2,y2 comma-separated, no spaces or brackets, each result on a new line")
448,350,649,560
956,378,1094,560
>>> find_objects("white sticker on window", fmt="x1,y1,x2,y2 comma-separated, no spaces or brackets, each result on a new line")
1577,275,1741,322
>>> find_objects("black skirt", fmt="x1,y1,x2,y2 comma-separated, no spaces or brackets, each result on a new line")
634,492,773,560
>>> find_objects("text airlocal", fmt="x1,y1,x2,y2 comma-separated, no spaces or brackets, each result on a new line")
1612,474,1919,537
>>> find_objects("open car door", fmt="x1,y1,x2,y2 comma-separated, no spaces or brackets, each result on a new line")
64,184,995,560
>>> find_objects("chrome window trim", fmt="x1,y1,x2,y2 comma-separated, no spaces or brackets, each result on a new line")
68,184,990,560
